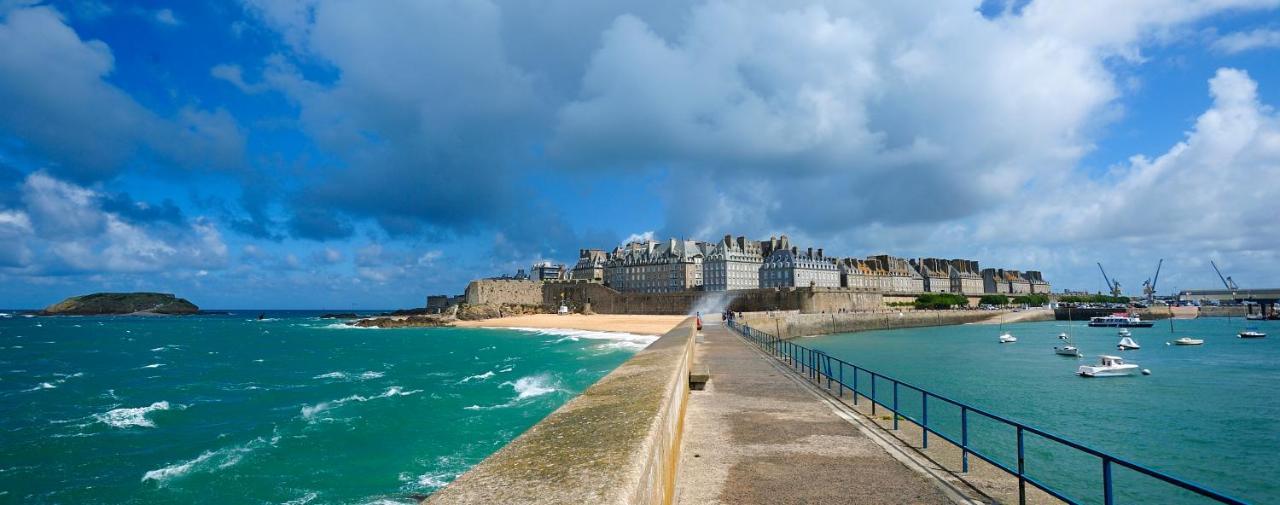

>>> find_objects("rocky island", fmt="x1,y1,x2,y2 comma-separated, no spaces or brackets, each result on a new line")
39,292,200,316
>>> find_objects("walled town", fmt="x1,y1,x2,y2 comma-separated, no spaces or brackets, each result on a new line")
437,235,1051,316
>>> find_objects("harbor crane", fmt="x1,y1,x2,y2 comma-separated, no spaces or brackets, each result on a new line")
1210,260,1240,291
1097,262,1123,297
1142,259,1163,304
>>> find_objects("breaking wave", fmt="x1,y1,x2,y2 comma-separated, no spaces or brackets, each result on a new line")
300,386,422,421
96,401,172,429
505,327,658,353
462,374,560,410
141,433,279,485
458,371,494,383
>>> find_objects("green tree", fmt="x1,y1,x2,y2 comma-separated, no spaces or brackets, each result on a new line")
980,294,1009,306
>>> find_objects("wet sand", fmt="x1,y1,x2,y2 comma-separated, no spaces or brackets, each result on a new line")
968,307,1054,324
453,314,688,335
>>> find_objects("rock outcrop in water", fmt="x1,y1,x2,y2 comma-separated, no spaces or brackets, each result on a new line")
39,292,200,316
348,315,453,328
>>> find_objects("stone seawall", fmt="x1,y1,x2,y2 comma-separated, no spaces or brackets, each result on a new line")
427,319,696,505
464,279,544,306
737,310,996,339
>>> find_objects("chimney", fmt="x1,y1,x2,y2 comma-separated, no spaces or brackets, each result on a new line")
817,248,823,258
807,247,813,258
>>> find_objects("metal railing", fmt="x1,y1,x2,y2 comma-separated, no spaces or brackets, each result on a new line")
724,319,1248,505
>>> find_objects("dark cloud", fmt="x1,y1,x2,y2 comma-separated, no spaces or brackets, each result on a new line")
99,192,186,226
287,204,353,241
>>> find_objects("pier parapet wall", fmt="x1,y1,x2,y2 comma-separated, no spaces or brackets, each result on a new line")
427,319,697,504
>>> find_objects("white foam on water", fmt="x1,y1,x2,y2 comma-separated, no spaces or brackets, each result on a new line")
320,323,375,330
95,401,171,428
300,387,422,421
282,492,318,505
492,327,660,353
359,371,384,380
463,374,561,410
498,366,514,373
458,371,494,383
139,363,165,369
24,382,56,392
313,371,349,380
416,472,455,488
141,434,277,485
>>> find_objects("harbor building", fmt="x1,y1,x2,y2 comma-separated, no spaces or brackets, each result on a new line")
839,258,886,291
867,255,926,293
760,238,840,288
532,261,567,281
604,239,708,293
949,259,984,294
704,235,764,291
570,249,608,282
911,258,955,293
1005,269,1032,294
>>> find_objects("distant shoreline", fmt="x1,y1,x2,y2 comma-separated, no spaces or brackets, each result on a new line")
453,314,686,336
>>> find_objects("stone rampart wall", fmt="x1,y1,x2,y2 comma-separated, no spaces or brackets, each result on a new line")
427,319,696,505
737,310,996,339
464,279,544,306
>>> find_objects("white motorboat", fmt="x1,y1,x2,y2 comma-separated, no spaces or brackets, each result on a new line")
1089,314,1154,328
1078,355,1141,377
1172,337,1204,345
1239,330,1267,339
1117,337,1140,350
1118,328,1132,337
999,333,1017,343
1057,332,1070,340
1054,344,1081,356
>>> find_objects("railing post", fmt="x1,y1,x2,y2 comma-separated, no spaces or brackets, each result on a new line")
1103,458,1114,505
1017,426,1026,505
852,367,859,405
922,393,928,448
961,406,969,473
838,361,844,397
892,381,899,430
871,375,877,415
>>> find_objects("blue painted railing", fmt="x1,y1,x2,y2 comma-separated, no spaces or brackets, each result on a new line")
724,319,1249,505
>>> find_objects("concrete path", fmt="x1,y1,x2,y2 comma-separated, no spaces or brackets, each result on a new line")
674,322,963,505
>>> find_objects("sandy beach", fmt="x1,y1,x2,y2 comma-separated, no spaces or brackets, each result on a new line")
453,314,688,335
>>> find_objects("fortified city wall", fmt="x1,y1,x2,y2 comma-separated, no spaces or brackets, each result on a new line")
463,279,544,307
736,310,996,339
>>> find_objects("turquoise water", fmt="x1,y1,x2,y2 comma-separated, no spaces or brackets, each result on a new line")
0,311,655,504
803,318,1279,504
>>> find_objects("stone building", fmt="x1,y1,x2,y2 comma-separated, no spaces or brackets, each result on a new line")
867,255,926,293
760,237,840,288
532,261,567,281
704,235,763,291
911,258,954,293
949,259,984,294
839,258,885,291
570,249,607,282
604,239,708,293
982,268,1011,294
1023,271,1051,294
1004,269,1032,294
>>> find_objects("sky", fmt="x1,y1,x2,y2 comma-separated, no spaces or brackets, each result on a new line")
2,0,1280,309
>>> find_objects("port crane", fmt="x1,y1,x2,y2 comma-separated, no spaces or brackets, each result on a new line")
1210,260,1239,291
1097,262,1122,297
1141,259,1163,304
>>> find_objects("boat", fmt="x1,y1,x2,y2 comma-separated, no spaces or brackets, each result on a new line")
1117,337,1140,350
1089,313,1154,328
1118,328,1131,337
999,333,1017,343
1172,337,1204,345
1246,313,1266,321
1054,344,1081,356
1239,330,1267,339
1078,355,1141,377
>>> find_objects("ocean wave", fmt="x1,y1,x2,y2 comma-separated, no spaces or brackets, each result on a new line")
400,471,456,490
141,433,279,485
503,327,659,353
139,363,165,369
359,371,384,380
313,371,349,380
24,382,57,392
301,386,422,421
313,370,384,381
282,492,318,505
95,401,172,428
458,371,494,383
150,344,182,352
319,323,375,330
463,374,560,410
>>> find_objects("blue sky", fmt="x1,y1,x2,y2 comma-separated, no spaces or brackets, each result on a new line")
2,0,1280,309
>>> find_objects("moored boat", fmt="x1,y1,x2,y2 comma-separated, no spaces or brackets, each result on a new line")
1172,337,1203,345
1089,313,1154,328
999,333,1017,343
1117,337,1140,350
1239,330,1267,339
1118,328,1131,337
1078,355,1140,377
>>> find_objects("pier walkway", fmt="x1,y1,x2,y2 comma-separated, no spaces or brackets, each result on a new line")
674,322,969,505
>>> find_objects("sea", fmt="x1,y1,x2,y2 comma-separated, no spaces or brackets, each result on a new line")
802,317,1279,504
0,311,657,504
